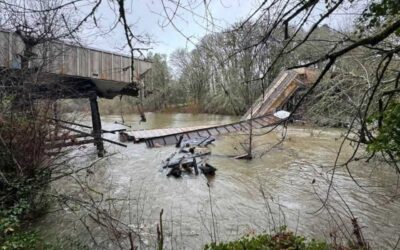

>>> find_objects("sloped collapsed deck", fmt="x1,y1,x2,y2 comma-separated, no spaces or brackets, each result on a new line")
123,67,319,148
242,67,318,120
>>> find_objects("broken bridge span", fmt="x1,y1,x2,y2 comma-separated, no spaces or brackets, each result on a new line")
122,67,318,148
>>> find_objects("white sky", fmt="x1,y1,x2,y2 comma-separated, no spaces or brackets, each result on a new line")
79,0,363,58
83,0,258,57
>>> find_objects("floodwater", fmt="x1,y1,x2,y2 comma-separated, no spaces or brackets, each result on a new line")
38,113,400,249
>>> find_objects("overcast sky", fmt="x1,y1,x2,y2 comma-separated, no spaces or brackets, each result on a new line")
83,0,258,57
80,0,362,58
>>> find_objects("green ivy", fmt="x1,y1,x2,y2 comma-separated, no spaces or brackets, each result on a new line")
1,231,40,250
0,206,39,250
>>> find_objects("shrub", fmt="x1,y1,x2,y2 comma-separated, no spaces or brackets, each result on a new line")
204,228,329,250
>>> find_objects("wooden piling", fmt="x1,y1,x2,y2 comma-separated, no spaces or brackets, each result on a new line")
89,95,105,157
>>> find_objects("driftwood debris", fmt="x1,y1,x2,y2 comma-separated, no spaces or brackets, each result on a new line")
162,136,217,178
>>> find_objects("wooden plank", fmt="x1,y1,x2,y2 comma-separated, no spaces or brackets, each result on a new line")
46,133,89,141
46,139,95,149
253,119,265,127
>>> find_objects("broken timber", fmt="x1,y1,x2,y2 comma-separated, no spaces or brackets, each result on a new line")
122,67,318,148
46,115,127,156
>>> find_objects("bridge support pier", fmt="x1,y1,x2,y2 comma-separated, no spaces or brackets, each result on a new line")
89,95,105,157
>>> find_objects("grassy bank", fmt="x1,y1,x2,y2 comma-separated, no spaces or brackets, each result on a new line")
204,227,364,250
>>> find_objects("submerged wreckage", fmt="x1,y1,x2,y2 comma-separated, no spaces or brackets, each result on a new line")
120,67,318,177
162,136,216,178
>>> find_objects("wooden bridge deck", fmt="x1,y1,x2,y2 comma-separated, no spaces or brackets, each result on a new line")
123,113,281,147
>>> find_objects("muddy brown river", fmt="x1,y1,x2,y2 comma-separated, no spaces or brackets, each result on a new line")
37,113,400,249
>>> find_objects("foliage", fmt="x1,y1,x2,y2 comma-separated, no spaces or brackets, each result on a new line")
0,206,41,250
0,109,91,248
143,53,177,110
0,105,61,249
367,102,400,161
359,0,400,30
0,206,89,250
1,231,40,250
204,228,329,250
167,22,287,115
0,110,53,211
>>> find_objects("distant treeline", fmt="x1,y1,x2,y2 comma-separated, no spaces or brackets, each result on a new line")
65,20,399,129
